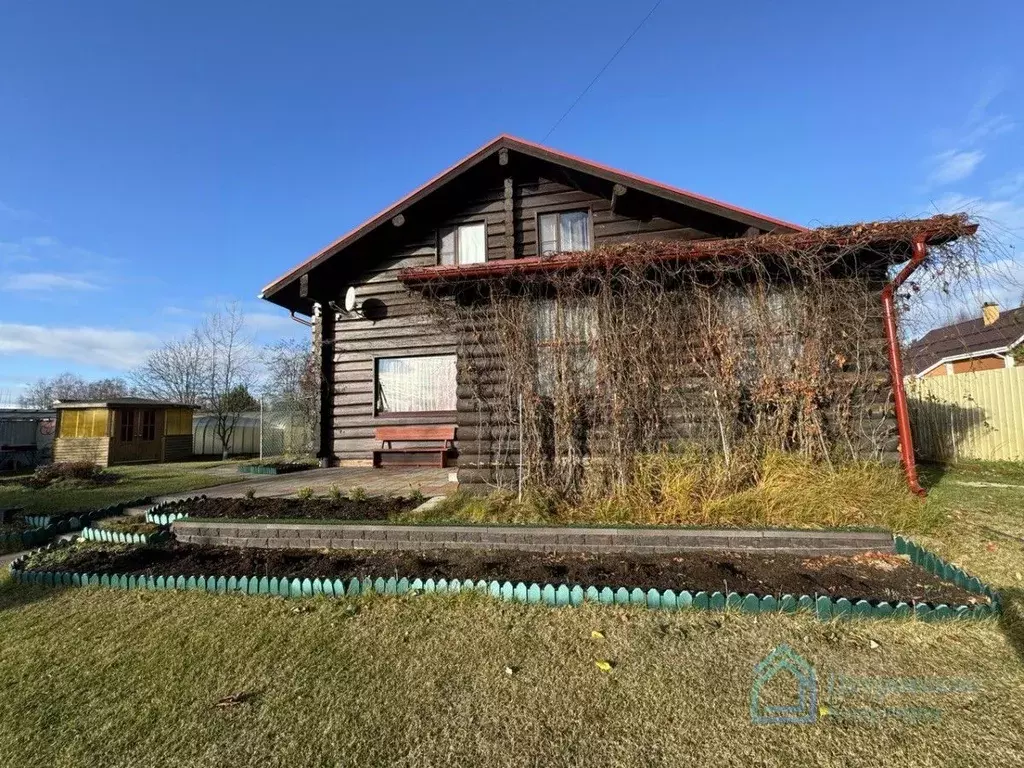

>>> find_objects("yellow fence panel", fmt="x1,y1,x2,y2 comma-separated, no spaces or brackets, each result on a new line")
906,367,1024,462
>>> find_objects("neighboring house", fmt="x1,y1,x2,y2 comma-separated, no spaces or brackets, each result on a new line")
906,304,1024,378
260,134,973,490
53,398,194,466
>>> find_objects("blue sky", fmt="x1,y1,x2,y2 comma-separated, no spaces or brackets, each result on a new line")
1,1,1022,402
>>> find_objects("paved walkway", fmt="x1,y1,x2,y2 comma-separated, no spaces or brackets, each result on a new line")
155,466,457,503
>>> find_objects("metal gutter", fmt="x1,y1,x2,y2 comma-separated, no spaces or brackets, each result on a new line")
881,233,930,496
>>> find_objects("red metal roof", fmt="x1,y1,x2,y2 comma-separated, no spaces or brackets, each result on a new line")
260,134,805,301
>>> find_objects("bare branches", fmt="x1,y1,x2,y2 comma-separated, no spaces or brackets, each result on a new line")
129,330,206,406
420,215,988,502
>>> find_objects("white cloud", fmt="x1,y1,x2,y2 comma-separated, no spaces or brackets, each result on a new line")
0,200,38,221
0,324,158,370
1,272,102,292
246,311,304,336
992,171,1024,199
928,150,985,186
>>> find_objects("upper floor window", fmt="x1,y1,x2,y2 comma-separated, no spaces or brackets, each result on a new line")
539,210,591,255
439,222,486,266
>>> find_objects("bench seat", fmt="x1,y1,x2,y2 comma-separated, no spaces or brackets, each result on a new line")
372,425,456,468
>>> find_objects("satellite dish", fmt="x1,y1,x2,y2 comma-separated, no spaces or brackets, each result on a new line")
344,286,358,313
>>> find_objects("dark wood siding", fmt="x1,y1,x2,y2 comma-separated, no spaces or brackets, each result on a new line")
325,171,720,465
323,165,894,474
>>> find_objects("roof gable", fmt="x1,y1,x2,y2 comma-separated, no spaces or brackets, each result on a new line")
260,135,804,306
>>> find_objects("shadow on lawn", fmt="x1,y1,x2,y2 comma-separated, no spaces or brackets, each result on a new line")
0,576,66,614
998,588,1024,666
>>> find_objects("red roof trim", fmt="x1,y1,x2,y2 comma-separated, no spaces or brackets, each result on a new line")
261,134,805,298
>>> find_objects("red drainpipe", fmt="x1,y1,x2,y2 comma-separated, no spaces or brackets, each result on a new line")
881,233,930,497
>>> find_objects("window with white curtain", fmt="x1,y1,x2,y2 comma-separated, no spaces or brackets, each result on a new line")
375,355,457,414
438,222,486,265
538,210,591,255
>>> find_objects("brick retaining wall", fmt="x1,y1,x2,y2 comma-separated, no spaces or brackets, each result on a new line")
172,520,893,556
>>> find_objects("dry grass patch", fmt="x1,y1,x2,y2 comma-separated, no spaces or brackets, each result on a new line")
0,580,1020,768
408,452,940,533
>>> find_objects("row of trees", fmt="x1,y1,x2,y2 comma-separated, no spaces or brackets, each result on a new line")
20,303,317,459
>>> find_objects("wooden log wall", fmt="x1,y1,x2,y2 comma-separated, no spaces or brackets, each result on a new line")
322,167,897,483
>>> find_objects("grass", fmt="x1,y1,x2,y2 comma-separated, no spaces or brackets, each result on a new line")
0,460,1022,766
0,460,245,515
404,452,943,534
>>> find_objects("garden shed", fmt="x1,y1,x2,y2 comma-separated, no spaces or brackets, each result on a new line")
52,398,195,467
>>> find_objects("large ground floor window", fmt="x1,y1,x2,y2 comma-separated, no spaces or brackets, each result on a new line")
375,354,457,414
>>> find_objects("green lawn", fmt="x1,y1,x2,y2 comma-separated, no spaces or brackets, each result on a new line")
0,462,1022,767
0,460,246,515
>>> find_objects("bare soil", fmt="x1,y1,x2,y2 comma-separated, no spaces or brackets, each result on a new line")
178,496,420,521
27,543,983,605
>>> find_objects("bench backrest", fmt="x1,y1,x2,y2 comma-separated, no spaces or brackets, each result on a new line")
374,425,456,443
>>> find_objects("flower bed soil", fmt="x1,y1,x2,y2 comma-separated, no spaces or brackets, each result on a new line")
177,496,420,521
24,543,983,605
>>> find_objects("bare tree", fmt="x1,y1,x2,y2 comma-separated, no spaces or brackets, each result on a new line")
19,372,130,408
203,303,259,459
262,338,320,455
130,330,206,406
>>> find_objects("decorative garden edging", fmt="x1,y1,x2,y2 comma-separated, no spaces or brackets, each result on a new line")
145,497,200,526
239,464,316,476
24,498,152,531
2,499,152,554
7,537,1001,622
79,526,171,546
1,525,56,554
172,520,896,556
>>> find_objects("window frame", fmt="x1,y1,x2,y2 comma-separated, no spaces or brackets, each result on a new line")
436,221,488,266
118,409,136,443
372,353,459,418
140,409,157,442
534,207,594,256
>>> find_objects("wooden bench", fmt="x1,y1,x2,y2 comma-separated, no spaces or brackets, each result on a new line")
372,425,456,468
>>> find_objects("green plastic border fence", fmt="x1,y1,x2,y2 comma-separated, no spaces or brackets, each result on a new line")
23,499,151,532
80,526,171,546
238,464,315,476
144,498,200,526
8,536,1002,622
2,499,152,554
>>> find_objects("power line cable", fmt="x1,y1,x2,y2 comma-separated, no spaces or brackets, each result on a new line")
541,0,666,142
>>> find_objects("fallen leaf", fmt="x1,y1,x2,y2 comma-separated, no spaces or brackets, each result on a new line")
504,666,515,676
869,639,881,650
591,630,605,640
986,542,998,553
594,660,614,673
215,692,253,709
1015,572,1022,581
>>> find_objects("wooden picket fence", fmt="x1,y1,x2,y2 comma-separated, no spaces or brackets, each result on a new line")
10,536,1000,622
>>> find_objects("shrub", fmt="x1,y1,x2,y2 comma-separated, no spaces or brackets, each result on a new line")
327,485,343,503
348,487,367,502
243,488,257,501
23,461,117,489
408,489,426,505
296,487,315,501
